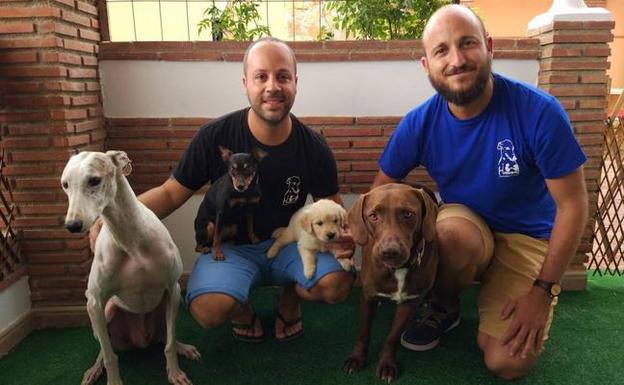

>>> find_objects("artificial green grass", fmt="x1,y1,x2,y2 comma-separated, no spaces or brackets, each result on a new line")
0,275,622,385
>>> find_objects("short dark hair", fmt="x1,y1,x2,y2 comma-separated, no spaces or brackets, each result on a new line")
242,37,298,76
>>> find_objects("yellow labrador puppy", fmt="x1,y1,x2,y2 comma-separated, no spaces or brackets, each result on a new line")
267,199,350,279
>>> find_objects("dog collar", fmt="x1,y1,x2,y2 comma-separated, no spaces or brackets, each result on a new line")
404,238,426,269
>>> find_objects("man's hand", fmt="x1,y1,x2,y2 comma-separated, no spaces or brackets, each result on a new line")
326,229,356,260
89,218,103,252
500,287,552,359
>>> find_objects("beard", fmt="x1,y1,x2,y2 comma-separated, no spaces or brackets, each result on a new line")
248,96,293,126
428,59,492,106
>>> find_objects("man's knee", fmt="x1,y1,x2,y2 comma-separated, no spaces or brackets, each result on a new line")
436,218,486,281
479,333,538,380
314,271,354,304
189,293,237,329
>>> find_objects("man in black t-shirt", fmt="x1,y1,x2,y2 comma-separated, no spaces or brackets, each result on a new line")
111,37,355,342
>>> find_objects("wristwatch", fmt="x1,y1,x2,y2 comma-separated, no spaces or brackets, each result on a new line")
533,279,562,299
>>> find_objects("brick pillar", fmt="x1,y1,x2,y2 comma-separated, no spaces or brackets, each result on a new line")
528,3,614,290
0,1,104,314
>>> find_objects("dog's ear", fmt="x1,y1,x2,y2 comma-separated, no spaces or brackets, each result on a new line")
298,212,314,235
348,193,369,245
106,150,132,176
415,188,438,242
219,146,232,162
251,148,268,163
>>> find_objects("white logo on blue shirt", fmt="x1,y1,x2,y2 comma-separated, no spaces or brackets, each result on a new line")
282,176,301,205
497,139,520,177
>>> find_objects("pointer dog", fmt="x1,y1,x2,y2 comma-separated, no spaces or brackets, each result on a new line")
343,183,439,383
62,151,200,385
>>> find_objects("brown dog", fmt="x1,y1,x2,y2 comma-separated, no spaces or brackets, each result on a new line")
343,183,439,383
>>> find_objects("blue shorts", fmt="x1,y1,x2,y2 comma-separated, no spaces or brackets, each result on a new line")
185,239,347,306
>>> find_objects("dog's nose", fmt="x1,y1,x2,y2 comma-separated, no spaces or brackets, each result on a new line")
381,247,401,261
65,220,83,233
326,232,336,240
235,184,247,191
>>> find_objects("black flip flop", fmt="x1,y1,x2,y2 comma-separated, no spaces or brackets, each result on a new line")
231,312,265,343
275,312,304,343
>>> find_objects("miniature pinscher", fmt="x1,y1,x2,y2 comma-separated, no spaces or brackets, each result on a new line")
194,146,267,260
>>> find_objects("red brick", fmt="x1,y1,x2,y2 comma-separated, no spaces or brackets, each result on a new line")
345,174,376,183
169,140,191,150
323,127,382,137
82,55,97,66
20,204,67,215
49,109,88,120
88,106,102,118
52,134,91,147
2,164,56,176
85,81,100,91
78,28,100,41
567,111,608,122
2,137,50,149
0,80,41,93
333,150,382,161
64,38,95,53
299,117,355,125
0,51,38,63
14,217,61,228
352,139,388,148
28,265,68,276
0,66,67,78
326,139,350,149
4,95,70,107
108,118,170,127
91,18,99,29
580,74,609,84
540,59,609,71
354,117,401,125
584,47,611,57
41,51,82,65
352,161,379,171
0,36,62,49
51,0,77,7
21,241,65,253
61,9,92,27
0,22,35,33
31,277,86,289
76,1,98,15
71,95,98,106
170,117,209,126
11,149,73,162
75,119,101,132
68,68,97,79
0,111,48,123
38,21,78,37
7,124,69,135
579,99,608,109
45,80,85,92
542,85,607,97
0,7,61,18
538,73,578,84
12,191,57,203
107,140,168,150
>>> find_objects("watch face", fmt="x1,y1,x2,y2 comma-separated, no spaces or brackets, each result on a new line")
551,283,562,296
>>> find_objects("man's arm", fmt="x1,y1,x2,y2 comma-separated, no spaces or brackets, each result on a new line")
372,169,400,188
501,166,588,357
138,177,195,219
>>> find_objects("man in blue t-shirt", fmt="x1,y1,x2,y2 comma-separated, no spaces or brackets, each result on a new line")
374,5,588,380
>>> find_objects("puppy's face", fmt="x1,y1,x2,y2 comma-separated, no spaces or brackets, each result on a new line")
61,151,131,233
300,199,346,242
349,184,438,269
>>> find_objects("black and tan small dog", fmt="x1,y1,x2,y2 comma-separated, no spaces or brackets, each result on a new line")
194,146,267,260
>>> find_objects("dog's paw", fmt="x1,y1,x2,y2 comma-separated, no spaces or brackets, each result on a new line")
177,342,201,361
303,265,316,280
267,245,279,259
213,249,225,261
337,258,352,271
167,368,193,385
376,358,399,383
81,362,105,385
271,227,286,239
343,356,366,374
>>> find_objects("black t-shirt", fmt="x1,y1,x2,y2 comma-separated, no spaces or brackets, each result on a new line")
173,108,339,240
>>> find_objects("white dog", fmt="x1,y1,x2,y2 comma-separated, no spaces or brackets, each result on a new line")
61,151,200,385
267,199,351,279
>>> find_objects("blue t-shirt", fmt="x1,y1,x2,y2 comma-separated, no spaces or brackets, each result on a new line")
379,73,586,239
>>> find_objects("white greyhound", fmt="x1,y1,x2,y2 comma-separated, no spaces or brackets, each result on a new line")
61,150,200,385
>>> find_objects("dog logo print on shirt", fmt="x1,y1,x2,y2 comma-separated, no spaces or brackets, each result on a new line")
497,139,520,177
282,176,301,206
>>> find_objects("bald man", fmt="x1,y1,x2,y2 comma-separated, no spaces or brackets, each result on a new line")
373,5,588,380
107,37,355,344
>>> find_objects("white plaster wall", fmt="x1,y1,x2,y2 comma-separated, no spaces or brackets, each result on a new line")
0,276,31,338
100,59,538,118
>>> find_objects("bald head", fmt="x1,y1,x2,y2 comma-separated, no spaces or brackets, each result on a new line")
422,5,486,53
243,37,297,76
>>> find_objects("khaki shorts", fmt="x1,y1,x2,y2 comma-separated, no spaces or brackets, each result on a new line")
438,204,556,340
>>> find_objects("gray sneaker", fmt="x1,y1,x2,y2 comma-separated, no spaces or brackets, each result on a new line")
400,302,460,352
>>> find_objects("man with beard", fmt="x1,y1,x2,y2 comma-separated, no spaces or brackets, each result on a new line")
94,37,355,343
372,5,588,380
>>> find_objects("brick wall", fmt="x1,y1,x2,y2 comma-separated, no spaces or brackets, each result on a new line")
0,0,103,308
530,19,615,289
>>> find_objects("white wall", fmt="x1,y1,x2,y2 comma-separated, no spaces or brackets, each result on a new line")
101,58,538,273
0,276,31,339
100,59,538,118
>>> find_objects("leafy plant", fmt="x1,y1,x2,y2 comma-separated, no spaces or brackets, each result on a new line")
324,0,450,40
198,0,271,41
